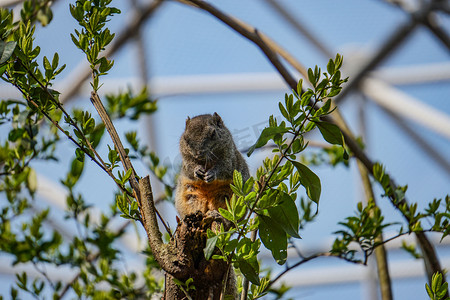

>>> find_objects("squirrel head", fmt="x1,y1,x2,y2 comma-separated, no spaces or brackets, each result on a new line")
180,112,234,168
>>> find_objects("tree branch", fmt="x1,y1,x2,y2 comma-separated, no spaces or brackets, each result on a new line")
60,0,164,104
138,176,189,278
89,91,172,236
18,60,116,183
174,0,308,81
90,92,140,196
57,221,130,299
357,162,393,300
176,0,445,289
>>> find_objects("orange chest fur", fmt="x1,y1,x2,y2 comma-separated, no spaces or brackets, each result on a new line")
180,178,233,213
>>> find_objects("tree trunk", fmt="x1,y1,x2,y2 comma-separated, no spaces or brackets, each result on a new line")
162,212,236,300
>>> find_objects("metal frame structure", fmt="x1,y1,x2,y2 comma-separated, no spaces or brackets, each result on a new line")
1,0,449,299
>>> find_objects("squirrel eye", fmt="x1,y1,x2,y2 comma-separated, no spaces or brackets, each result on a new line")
210,129,217,139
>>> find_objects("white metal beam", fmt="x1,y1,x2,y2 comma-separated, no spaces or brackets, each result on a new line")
361,77,450,140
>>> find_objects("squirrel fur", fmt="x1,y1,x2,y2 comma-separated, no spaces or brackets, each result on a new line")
175,112,250,218
174,113,249,299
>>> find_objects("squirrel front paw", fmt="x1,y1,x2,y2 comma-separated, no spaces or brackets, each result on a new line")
194,166,206,180
194,166,216,183
203,169,216,183
205,210,232,231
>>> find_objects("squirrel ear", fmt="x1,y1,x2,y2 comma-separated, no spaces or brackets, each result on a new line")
185,116,191,126
212,112,223,127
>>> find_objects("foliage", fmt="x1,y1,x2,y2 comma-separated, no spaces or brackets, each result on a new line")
205,54,352,293
373,163,450,240
0,0,449,299
0,2,165,299
426,272,450,300
69,0,119,91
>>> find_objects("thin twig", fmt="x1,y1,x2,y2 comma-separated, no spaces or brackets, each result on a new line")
268,228,437,290
60,0,164,104
177,0,445,291
19,60,113,176
263,0,334,58
9,76,133,197
90,92,140,196
90,92,172,237
57,220,131,299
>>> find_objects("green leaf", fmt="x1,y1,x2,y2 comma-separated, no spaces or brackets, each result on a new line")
296,79,303,96
247,126,289,156
327,87,342,97
307,68,315,87
301,89,313,106
243,177,254,195
75,148,85,162
292,162,321,205
70,33,80,48
315,121,344,146
108,148,118,164
84,117,95,134
122,168,133,183
238,259,260,286
233,170,243,190
8,128,25,141
267,193,301,238
279,102,289,120
204,235,218,260
70,156,85,181
0,64,7,76
0,40,16,64
291,138,301,154
258,215,287,265
43,56,51,71
432,272,442,295
27,168,37,195
316,78,328,92
218,208,234,221
52,52,59,69
426,282,433,298
327,58,335,75
315,99,332,117
438,284,448,299
83,1,91,11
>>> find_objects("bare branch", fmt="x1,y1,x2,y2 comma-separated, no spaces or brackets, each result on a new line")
176,0,446,289
262,0,334,58
57,221,131,299
89,91,172,236
90,92,140,196
139,176,187,278
175,0,308,81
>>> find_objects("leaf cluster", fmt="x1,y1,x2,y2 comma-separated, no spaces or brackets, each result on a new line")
69,0,120,90
426,272,450,300
204,55,349,290
332,200,394,263
1,5,164,299
106,87,157,120
20,0,54,27
374,163,450,241
124,129,176,203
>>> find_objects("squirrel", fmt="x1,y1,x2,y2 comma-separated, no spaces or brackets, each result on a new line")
175,112,250,219
174,112,249,299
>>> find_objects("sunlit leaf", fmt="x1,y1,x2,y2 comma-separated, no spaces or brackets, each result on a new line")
292,162,321,205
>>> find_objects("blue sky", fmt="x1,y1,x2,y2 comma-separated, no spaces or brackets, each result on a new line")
1,0,449,299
